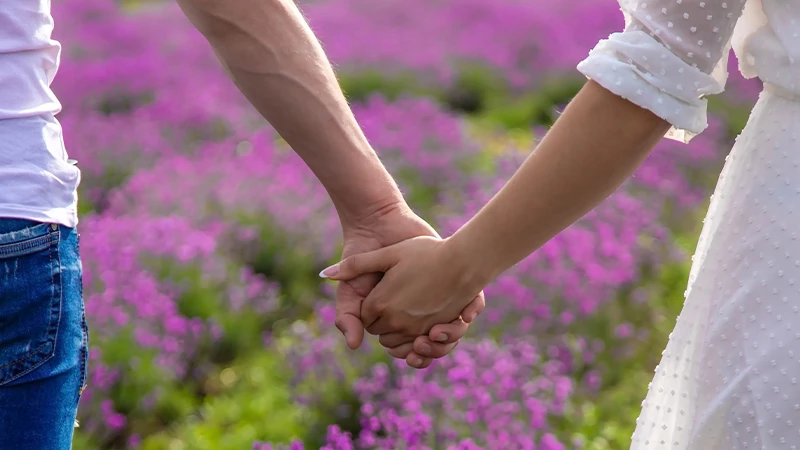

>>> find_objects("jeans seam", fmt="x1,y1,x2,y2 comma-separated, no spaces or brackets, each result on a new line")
77,230,88,401
78,323,88,400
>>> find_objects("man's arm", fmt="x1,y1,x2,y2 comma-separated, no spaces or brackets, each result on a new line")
175,0,485,365
175,0,403,225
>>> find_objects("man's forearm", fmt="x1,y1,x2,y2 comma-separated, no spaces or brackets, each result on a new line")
176,0,403,224
448,81,671,285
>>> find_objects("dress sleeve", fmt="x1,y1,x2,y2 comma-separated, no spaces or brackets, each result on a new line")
577,0,747,142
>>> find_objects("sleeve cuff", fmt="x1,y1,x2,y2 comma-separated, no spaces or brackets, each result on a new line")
577,30,725,143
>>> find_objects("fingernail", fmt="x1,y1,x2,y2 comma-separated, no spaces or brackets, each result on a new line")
419,344,431,355
410,357,423,368
319,264,340,278
435,333,448,342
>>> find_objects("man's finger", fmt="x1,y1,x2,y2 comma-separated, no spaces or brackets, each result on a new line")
361,282,392,332
334,281,366,349
364,314,397,336
379,332,414,349
386,342,413,359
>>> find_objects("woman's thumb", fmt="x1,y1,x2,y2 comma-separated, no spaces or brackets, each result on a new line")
319,247,396,281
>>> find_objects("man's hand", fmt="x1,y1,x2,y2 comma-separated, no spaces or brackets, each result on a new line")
324,235,486,364
332,201,484,368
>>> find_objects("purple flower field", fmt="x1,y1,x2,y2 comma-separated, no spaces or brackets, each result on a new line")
55,1,761,448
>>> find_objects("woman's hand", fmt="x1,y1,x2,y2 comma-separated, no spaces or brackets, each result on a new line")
335,203,485,368
321,235,486,364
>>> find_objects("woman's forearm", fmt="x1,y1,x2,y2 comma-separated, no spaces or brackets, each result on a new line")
448,80,671,286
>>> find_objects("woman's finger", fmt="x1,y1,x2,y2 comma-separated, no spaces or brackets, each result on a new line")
426,317,470,345
460,292,485,323
319,247,398,281
406,348,442,369
387,344,433,368
412,336,460,358
409,356,433,369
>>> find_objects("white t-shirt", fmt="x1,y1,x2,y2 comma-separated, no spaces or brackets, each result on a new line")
0,1,80,227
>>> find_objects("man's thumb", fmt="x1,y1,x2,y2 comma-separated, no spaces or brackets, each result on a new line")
336,314,365,350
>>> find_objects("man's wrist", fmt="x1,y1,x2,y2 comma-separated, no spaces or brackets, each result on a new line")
321,141,406,228
336,190,404,230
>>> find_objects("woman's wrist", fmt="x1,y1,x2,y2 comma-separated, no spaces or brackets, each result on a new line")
442,231,497,296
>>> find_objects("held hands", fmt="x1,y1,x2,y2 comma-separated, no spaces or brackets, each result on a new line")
322,235,486,367
333,204,484,368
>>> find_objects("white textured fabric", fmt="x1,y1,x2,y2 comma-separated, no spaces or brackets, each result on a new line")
579,1,800,449
0,1,79,227
578,0,746,142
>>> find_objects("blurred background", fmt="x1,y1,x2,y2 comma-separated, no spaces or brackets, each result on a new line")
57,0,762,449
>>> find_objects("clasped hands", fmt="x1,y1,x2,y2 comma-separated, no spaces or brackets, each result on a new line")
323,203,486,368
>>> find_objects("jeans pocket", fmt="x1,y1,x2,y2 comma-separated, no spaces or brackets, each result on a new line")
0,223,62,386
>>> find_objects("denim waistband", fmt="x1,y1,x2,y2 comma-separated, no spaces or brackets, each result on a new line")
0,219,49,236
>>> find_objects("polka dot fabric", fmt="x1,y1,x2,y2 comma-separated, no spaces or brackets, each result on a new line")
578,0,747,142
578,1,800,449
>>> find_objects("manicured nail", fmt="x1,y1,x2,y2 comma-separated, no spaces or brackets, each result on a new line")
319,264,340,278
435,333,448,342
419,344,431,356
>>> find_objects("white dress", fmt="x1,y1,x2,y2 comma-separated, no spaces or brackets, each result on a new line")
577,1,800,449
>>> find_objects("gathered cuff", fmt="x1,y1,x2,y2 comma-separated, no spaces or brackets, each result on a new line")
577,30,725,143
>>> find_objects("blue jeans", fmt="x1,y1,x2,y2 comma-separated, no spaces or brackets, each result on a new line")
0,219,88,449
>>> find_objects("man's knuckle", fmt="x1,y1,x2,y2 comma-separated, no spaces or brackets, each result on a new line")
341,257,356,273
367,299,385,317
387,315,405,332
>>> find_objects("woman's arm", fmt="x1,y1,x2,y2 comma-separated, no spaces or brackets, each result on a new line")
323,0,748,354
449,80,670,286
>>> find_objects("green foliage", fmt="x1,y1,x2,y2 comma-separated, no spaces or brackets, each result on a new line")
139,351,307,450
339,70,436,103
72,428,102,450
235,217,322,307
708,96,754,139
338,65,587,130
